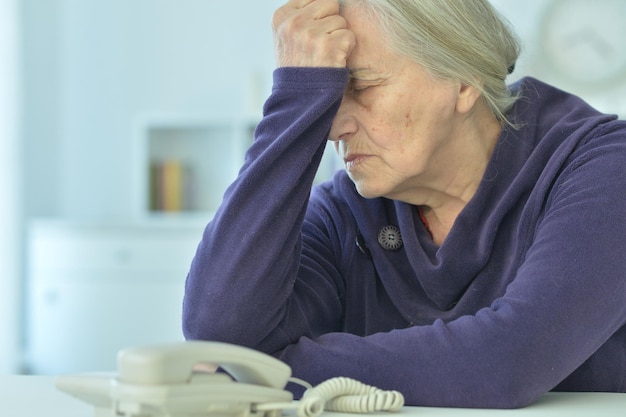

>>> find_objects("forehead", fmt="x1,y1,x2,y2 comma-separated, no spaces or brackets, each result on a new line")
341,7,399,73
342,6,404,76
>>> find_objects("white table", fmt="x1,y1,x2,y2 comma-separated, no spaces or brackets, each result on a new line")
2,375,625,416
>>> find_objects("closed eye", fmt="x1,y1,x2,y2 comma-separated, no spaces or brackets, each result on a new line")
347,78,377,95
349,85,369,94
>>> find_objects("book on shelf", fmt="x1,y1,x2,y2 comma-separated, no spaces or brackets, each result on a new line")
149,159,195,213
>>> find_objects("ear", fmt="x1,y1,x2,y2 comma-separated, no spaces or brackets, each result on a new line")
455,83,482,115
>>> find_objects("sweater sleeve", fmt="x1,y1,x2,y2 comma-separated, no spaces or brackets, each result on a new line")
277,123,626,408
182,67,349,351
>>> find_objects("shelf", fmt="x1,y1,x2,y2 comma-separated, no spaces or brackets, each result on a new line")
133,114,343,220
134,115,256,218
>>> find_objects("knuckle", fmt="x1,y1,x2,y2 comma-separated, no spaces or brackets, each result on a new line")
271,7,287,30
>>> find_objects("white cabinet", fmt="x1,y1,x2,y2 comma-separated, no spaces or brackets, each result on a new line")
25,220,205,374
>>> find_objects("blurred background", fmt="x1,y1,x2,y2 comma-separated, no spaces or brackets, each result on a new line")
1,0,625,375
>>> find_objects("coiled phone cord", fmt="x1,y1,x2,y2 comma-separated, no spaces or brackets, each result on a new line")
256,376,404,417
300,376,404,417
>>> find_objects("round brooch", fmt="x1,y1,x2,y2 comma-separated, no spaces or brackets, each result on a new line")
377,225,403,251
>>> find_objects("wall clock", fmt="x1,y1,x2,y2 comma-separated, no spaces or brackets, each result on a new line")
540,0,626,88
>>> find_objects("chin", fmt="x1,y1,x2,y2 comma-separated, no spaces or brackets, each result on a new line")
353,182,385,200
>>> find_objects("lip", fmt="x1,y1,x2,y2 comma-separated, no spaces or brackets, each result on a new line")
344,154,371,171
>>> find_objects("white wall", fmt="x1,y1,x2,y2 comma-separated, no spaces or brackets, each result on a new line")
17,0,283,375
491,0,626,115
22,0,282,221
0,0,21,373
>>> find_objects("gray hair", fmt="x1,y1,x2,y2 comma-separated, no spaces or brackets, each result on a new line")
340,0,521,126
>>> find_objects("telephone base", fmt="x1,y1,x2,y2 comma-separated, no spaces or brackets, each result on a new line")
55,341,403,417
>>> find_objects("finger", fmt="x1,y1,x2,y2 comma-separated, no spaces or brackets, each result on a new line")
302,0,340,20
314,14,349,35
328,28,357,65
288,0,317,9
273,2,346,39
273,0,353,68
276,0,340,27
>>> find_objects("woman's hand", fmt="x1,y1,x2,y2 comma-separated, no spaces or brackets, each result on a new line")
272,0,356,68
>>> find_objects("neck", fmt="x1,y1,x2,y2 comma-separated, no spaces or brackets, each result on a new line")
413,100,502,244
419,100,501,204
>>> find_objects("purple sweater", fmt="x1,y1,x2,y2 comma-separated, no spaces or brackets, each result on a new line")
183,68,626,408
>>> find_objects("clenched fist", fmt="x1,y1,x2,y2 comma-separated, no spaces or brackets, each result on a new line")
272,0,356,68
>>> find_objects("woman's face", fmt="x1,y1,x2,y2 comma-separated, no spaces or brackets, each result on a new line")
329,7,479,204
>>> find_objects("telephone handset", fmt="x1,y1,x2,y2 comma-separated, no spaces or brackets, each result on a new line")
117,341,291,388
56,341,404,417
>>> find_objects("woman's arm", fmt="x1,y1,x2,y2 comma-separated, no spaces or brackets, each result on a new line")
183,0,355,349
182,67,349,350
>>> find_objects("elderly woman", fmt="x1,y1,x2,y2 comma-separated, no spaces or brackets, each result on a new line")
182,0,626,408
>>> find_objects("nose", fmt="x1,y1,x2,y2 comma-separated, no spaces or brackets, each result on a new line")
329,96,358,142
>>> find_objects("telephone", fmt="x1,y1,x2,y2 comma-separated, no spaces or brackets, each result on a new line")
55,341,404,417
